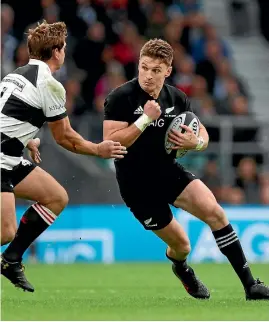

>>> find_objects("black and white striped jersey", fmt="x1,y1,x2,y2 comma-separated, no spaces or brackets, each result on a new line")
0,59,67,170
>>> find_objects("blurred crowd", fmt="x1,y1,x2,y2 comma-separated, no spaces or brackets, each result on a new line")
1,0,268,204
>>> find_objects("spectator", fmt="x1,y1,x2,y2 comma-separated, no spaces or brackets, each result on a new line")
145,2,167,39
173,55,195,96
199,95,217,117
164,16,191,54
226,187,246,205
191,22,231,64
201,158,222,200
167,0,202,18
112,22,140,79
14,43,29,67
215,77,243,114
65,79,88,131
41,0,60,24
1,4,18,68
259,172,269,205
1,43,14,77
127,0,151,35
189,75,208,113
214,58,249,102
235,157,261,204
230,95,249,116
76,0,97,27
196,40,224,94
95,67,127,99
73,21,106,106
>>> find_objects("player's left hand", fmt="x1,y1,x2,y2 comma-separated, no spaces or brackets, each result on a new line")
27,138,42,163
168,125,198,150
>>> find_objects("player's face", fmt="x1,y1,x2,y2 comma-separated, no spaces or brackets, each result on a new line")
138,56,172,96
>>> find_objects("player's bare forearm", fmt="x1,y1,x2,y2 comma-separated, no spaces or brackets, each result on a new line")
48,117,98,156
198,124,209,151
57,127,98,156
105,124,143,148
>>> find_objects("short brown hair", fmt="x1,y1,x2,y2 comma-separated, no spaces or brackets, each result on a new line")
140,38,173,66
27,20,67,61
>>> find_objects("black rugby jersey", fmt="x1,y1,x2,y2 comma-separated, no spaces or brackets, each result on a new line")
104,78,192,178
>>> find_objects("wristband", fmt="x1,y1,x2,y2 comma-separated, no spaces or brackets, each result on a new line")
134,113,152,132
195,136,204,151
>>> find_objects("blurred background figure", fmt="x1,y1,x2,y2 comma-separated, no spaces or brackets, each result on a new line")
235,157,261,204
1,0,268,207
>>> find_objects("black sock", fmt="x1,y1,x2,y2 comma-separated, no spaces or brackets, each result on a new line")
166,251,188,273
213,224,255,289
3,203,56,262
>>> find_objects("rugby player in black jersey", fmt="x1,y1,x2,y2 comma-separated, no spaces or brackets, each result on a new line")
103,38,269,300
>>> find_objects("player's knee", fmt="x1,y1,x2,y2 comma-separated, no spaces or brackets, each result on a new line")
59,188,69,209
53,188,69,211
204,202,227,229
178,243,191,256
41,186,69,214
168,242,191,258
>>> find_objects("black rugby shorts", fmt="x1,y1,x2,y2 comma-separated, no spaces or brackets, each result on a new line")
117,163,196,230
1,160,36,193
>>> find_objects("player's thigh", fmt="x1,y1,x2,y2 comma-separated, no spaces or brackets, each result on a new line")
173,179,228,228
1,192,17,244
14,166,68,215
154,217,191,254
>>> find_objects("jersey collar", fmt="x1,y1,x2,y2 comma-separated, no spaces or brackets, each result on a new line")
28,59,51,74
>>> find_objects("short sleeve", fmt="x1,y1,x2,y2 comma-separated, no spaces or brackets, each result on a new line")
39,77,67,122
184,94,193,113
104,91,131,123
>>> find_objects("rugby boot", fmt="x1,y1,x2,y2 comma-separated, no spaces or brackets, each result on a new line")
245,278,269,300
172,263,210,299
1,255,34,292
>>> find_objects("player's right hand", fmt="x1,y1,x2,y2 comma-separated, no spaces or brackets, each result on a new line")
97,141,127,159
144,100,161,120
27,138,42,164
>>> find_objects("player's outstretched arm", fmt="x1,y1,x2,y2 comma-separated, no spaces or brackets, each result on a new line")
48,117,127,159
104,100,161,148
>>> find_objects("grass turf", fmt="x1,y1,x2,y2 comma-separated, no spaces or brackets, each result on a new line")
1,263,269,321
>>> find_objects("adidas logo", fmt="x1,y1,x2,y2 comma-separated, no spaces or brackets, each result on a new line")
134,106,144,114
243,262,249,269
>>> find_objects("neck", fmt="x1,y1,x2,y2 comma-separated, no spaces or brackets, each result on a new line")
46,61,58,73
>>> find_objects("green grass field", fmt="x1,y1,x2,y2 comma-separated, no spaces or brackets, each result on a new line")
1,263,269,321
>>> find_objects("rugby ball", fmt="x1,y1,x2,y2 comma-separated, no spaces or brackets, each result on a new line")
165,111,200,158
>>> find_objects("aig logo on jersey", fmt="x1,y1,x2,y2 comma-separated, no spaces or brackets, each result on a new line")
148,119,165,127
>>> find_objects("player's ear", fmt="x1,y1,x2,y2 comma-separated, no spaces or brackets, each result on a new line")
165,66,172,78
53,48,60,60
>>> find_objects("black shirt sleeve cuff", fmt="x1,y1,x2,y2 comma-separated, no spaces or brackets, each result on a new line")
46,112,67,122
